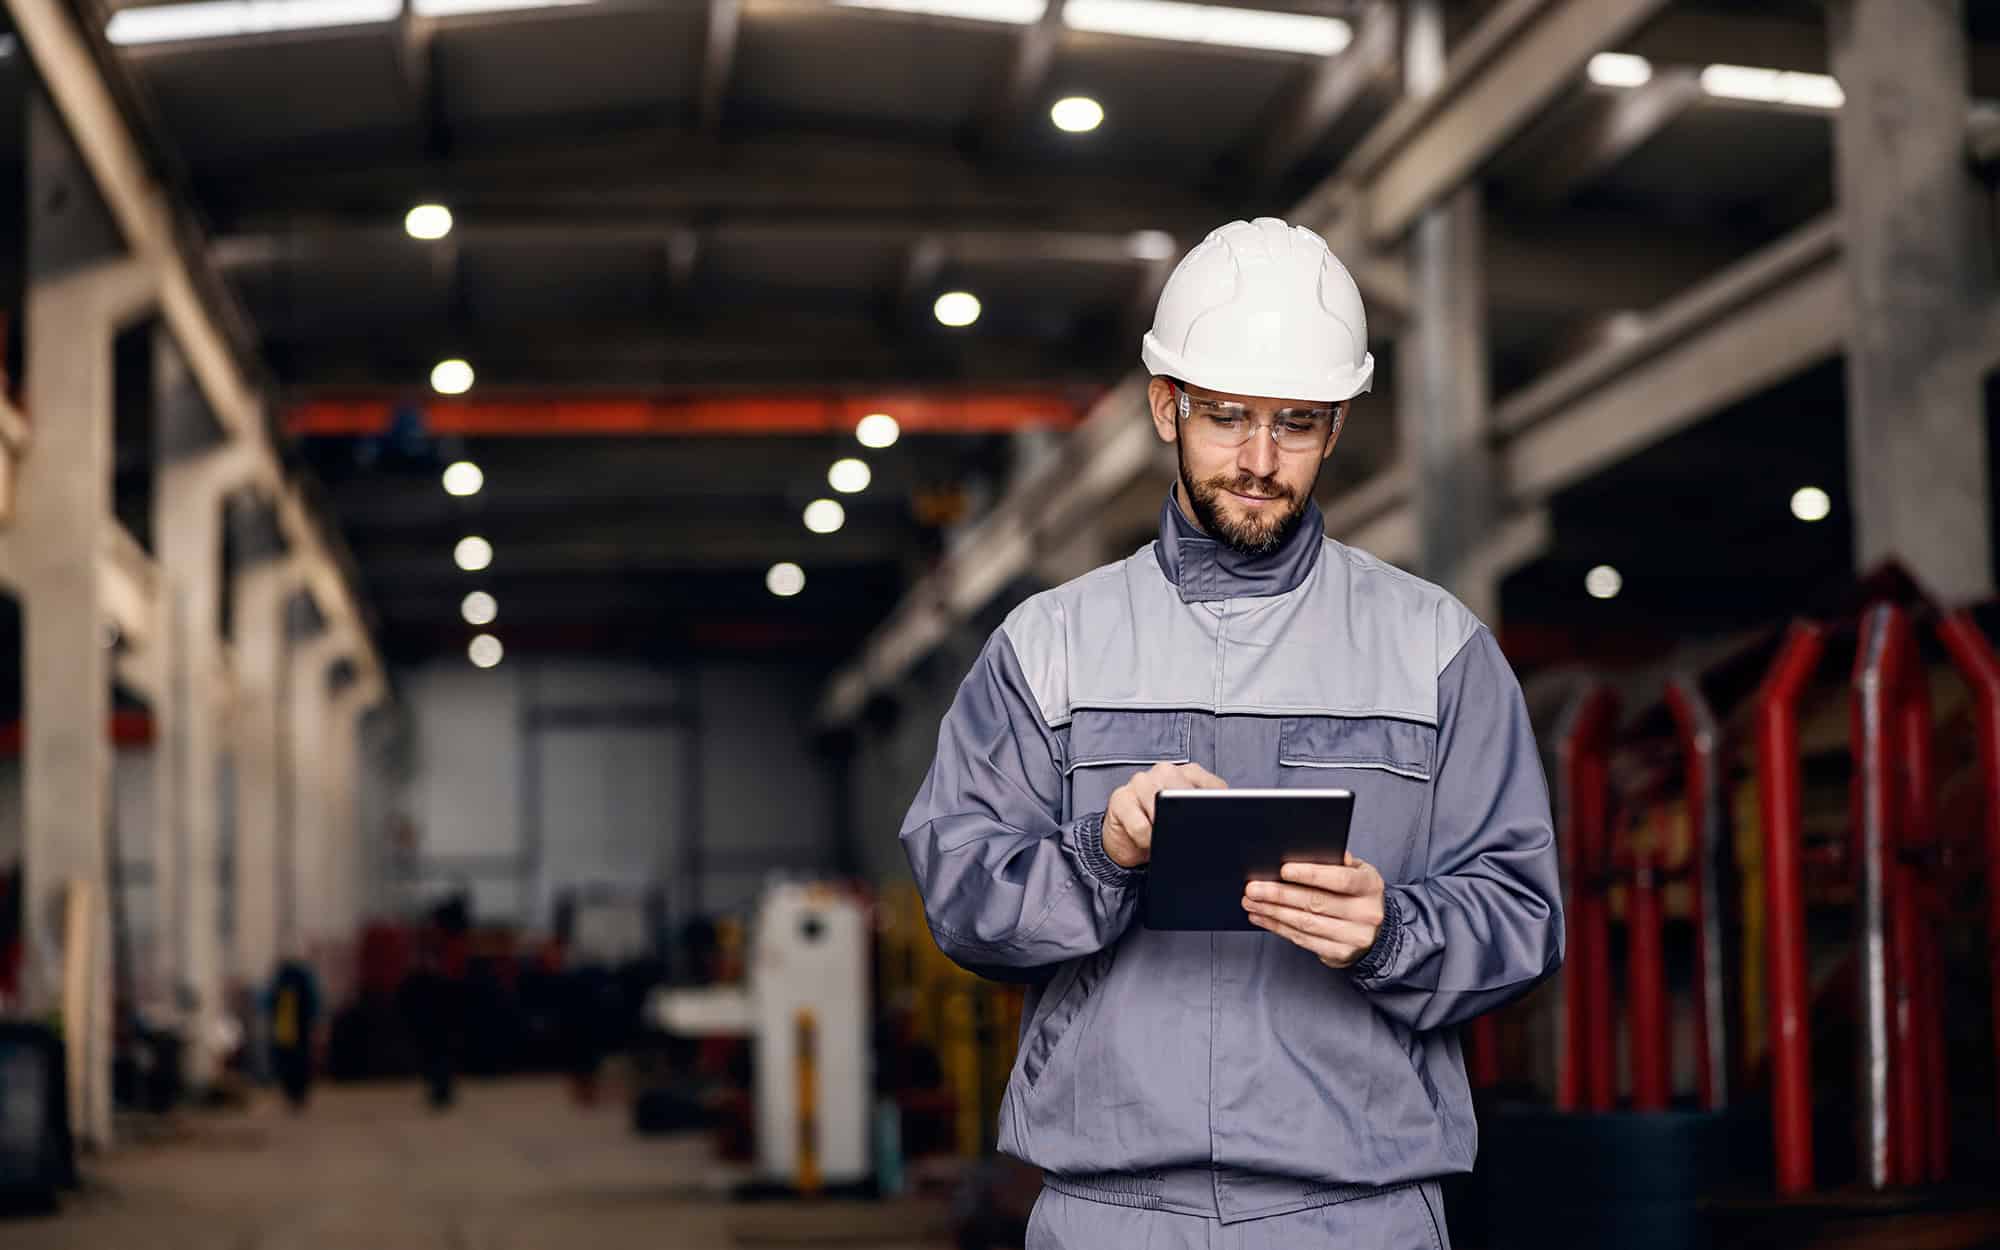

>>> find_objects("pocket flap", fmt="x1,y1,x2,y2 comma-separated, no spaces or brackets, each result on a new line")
1278,716,1435,781
1065,709,1191,772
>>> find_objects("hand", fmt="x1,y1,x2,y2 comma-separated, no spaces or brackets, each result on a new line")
1102,762,1228,869
1241,853,1386,969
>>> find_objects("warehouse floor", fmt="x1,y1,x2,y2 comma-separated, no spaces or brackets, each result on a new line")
4,1078,962,1249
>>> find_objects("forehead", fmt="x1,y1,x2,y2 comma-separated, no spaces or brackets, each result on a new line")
1179,381,1334,408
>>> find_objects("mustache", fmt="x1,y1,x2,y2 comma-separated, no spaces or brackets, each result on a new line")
1206,473,1294,504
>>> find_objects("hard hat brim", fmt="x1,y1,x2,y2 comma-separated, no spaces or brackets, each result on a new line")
1141,334,1374,405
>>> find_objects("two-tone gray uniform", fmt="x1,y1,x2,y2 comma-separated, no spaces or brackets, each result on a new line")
901,495,1564,1248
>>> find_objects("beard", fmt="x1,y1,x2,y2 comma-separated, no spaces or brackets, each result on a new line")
1176,442,1316,558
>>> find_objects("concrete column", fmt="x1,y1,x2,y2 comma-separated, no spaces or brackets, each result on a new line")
1830,0,1996,604
286,631,351,968
231,555,305,993
0,92,157,1149
1395,0,1499,618
152,350,256,1089
323,678,383,998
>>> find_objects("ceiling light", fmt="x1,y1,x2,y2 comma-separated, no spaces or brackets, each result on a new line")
828,459,873,494
406,204,454,241
1587,52,1652,89
1051,96,1105,133
106,0,400,45
442,460,484,497
468,634,504,669
856,413,901,449
934,291,982,328
832,0,1044,24
454,536,493,572
1062,0,1349,55
1128,230,1177,262
432,359,475,395
766,562,806,598
1585,565,1623,601
1791,486,1832,523
461,591,498,626
1700,64,1844,109
804,499,846,534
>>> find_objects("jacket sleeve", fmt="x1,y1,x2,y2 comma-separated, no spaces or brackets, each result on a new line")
1349,625,1565,1031
900,629,1145,977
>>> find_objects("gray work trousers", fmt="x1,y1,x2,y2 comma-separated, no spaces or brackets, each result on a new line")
1026,1180,1452,1250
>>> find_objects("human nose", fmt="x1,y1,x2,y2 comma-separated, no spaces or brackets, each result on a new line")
1238,420,1279,476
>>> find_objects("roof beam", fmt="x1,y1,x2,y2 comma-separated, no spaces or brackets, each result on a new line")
284,388,1095,437
697,0,741,134
1511,70,1702,206
396,1,448,158
972,0,1066,153
1246,2,1399,191
1302,0,1675,244
196,128,1230,238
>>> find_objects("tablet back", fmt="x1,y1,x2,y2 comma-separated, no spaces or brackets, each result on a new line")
1140,789,1354,931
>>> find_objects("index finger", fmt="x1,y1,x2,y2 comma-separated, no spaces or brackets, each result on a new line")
1278,859,1374,894
1168,762,1228,790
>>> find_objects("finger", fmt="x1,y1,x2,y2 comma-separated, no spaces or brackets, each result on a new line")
1278,861,1376,894
1108,790,1150,844
1243,880,1337,916
1242,901,1376,948
1128,770,1164,821
1245,912,1358,966
1173,762,1229,790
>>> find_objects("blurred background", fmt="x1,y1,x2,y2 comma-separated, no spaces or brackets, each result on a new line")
0,0,1996,1246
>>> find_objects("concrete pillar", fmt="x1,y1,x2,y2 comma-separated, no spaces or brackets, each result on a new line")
286,630,351,969
1830,0,1996,604
323,677,384,998
231,555,305,994
0,93,158,1148
152,346,256,1089
1395,0,1499,619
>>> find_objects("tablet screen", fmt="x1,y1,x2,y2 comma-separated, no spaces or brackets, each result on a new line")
1140,789,1354,931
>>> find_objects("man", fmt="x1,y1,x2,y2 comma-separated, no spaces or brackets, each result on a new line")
900,218,1563,1249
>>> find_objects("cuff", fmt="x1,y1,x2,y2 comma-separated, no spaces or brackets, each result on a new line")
1071,810,1146,890
1347,886,1404,984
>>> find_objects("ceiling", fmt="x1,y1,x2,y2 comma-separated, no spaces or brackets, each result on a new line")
1,0,1991,673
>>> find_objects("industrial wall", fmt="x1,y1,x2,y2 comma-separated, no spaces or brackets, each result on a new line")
386,657,841,933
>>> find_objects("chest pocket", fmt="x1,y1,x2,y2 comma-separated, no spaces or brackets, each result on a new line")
1277,716,1436,882
1063,709,1191,824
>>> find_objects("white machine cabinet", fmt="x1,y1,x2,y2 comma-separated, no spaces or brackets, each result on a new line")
650,882,872,1189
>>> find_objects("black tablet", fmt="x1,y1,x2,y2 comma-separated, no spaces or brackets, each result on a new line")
1139,789,1354,931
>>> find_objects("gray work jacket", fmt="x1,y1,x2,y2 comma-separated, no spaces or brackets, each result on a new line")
899,493,1564,1224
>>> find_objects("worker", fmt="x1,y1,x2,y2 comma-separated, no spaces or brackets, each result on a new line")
266,955,321,1111
901,218,1563,1249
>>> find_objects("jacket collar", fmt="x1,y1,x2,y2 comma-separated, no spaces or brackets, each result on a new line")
1152,488,1324,603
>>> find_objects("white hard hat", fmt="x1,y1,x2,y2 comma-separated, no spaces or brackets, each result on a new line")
1141,217,1373,403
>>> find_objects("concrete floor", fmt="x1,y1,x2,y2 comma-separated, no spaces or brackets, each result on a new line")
4,1078,959,1249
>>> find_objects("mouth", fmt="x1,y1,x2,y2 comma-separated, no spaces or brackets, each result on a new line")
1226,489,1282,506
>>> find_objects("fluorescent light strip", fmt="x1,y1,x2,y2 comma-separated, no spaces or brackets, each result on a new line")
1586,51,1652,89
1063,0,1350,56
1699,63,1844,109
412,0,594,15
107,0,400,44
832,0,1045,25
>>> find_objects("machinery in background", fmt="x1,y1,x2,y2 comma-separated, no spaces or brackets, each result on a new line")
648,882,871,1194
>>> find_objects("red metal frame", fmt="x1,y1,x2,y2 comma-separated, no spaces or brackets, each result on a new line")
1754,621,1825,1195
1892,624,1944,1184
1557,684,1619,1113
1627,807,1671,1112
1937,611,2000,1134
1665,676,1728,1111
